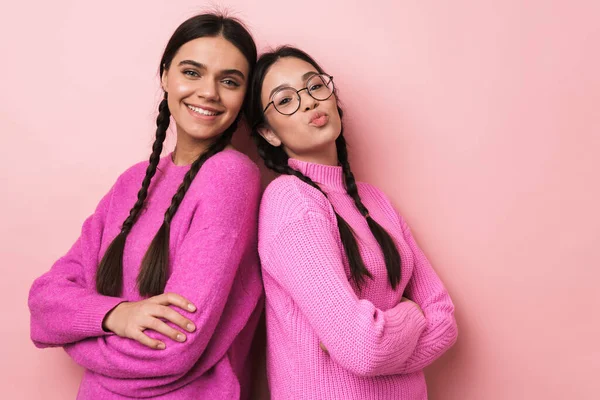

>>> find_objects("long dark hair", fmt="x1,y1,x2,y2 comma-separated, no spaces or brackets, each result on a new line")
246,46,401,289
96,13,257,297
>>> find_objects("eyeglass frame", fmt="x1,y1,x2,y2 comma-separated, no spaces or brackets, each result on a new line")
262,74,335,116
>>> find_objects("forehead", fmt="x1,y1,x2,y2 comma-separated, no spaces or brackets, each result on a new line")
172,36,249,74
262,57,319,93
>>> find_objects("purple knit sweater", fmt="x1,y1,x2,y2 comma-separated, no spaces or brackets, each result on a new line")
258,158,458,399
28,149,264,399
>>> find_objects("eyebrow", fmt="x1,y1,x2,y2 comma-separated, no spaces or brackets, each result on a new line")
178,60,246,80
268,71,319,99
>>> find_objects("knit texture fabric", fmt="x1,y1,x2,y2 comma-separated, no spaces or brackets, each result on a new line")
258,158,458,400
29,149,264,399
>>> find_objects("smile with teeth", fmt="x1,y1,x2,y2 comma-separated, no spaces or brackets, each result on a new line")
187,104,221,116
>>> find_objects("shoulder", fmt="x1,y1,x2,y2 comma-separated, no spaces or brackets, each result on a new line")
98,159,155,203
356,181,386,199
357,181,397,210
259,174,335,234
264,175,331,212
192,149,261,196
202,149,260,180
357,181,409,230
112,159,151,188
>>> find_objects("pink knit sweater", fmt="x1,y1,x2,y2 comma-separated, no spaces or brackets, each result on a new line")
258,158,458,399
28,149,264,399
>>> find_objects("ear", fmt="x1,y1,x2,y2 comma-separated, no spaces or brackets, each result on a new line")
257,125,282,147
161,67,168,93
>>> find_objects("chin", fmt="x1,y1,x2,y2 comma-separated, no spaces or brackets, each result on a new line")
182,126,221,141
312,132,340,152
325,125,342,143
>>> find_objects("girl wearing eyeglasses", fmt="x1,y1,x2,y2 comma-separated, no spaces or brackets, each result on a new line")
246,46,458,399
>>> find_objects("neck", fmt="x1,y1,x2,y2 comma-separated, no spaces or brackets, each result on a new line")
285,142,338,167
173,126,231,166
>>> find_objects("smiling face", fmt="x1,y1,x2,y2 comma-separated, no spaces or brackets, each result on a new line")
161,35,250,146
258,57,342,162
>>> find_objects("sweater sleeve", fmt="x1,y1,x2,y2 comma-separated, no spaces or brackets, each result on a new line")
260,207,428,377
394,217,458,374
28,186,126,348
63,160,262,382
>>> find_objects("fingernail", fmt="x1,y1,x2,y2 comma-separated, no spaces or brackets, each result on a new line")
177,334,186,342
157,343,165,350
188,304,196,312
187,323,195,332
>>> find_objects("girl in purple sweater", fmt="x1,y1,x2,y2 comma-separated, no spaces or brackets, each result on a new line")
28,14,263,399
245,46,458,399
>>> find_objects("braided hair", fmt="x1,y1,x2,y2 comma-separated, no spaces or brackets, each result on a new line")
96,13,257,297
246,46,401,289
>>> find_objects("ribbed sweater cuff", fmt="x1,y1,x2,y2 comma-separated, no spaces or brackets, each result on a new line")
72,295,125,337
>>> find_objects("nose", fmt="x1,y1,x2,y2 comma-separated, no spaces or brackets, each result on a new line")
196,79,219,102
300,90,318,111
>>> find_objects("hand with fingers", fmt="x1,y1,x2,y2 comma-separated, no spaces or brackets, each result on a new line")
102,292,197,350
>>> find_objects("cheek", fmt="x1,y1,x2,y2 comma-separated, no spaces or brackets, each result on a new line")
332,112,342,130
220,89,246,113
277,116,310,146
168,76,195,100
325,101,342,128
269,113,295,136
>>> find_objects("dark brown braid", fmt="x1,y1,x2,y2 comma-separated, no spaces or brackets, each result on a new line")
95,12,257,297
336,131,401,289
246,46,402,289
136,119,239,296
256,140,373,288
95,96,170,296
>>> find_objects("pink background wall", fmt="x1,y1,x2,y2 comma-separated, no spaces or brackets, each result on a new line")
1,1,599,398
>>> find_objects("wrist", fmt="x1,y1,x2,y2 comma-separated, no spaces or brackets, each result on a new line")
102,301,126,332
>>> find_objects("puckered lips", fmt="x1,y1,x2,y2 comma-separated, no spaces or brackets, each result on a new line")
308,111,329,127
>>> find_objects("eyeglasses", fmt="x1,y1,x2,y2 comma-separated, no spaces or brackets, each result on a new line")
263,74,334,116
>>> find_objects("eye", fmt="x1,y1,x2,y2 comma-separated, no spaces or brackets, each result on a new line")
183,70,200,78
309,83,323,91
277,97,292,106
222,79,240,87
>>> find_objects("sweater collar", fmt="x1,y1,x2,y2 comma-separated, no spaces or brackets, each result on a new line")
288,158,346,192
